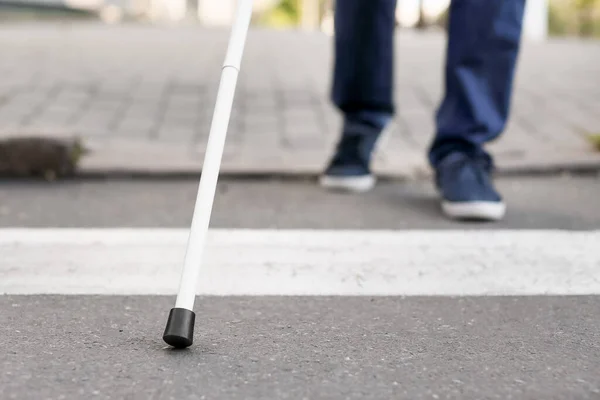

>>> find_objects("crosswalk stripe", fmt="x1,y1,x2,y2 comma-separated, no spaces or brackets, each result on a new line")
1,228,599,296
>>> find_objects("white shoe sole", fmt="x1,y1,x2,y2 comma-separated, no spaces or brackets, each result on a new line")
442,201,506,221
319,175,376,193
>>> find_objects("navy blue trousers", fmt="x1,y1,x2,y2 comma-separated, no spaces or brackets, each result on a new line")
331,0,526,166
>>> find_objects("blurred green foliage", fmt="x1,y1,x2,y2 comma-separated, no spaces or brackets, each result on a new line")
549,0,600,37
257,0,301,27
257,0,600,37
588,134,600,151
0,3,97,22
256,0,331,28
435,0,600,38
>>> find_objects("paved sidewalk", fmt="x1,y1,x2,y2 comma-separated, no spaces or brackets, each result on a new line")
0,23,599,178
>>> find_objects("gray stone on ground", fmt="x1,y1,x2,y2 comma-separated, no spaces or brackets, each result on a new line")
0,133,85,179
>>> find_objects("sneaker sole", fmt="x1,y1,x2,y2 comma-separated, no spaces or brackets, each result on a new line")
441,201,506,221
319,175,376,193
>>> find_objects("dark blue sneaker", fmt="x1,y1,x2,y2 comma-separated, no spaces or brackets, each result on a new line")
319,133,377,192
434,152,506,221
320,113,390,193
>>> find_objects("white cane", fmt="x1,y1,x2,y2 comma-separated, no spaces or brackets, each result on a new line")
163,0,254,348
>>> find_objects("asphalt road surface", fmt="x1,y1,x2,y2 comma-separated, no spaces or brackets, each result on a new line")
1,175,599,400
0,174,598,229
2,296,599,400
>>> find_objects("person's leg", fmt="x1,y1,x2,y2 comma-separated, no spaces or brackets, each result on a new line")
429,0,526,220
320,0,397,192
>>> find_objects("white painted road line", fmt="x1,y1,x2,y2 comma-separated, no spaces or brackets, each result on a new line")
1,229,599,296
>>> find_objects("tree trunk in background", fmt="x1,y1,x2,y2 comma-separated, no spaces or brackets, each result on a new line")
575,0,600,36
415,0,427,29
578,7,594,36
300,0,320,30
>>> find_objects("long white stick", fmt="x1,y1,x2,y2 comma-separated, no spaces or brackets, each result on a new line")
175,0,253,311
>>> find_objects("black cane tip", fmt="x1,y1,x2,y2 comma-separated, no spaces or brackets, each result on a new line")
163,308,195,348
